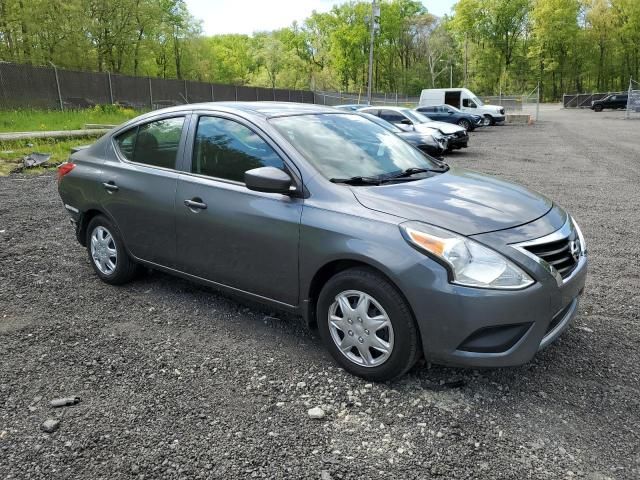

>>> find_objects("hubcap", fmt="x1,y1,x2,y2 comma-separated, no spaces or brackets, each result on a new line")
328,290,394,368
90,226,117,275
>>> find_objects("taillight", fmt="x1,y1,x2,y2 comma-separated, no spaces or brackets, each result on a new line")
57,162,76,183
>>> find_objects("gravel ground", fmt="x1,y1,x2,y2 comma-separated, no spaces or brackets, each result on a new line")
1,107,639,479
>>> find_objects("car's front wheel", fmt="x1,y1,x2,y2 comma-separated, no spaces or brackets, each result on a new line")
594,104,603,112
484,114,495,126
457,118,471,130
317,267,420,382
86,215,139,285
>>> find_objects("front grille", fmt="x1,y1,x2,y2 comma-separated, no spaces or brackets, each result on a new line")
523,236,580,279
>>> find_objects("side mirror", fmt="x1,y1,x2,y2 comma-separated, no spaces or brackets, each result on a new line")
400,118,413,125
245,166,293,194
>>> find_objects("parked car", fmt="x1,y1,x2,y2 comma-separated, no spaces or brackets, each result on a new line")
419,88,506,125
359,112,448,157
58,102,587,382
359,106,469,150
591,94,628,112
415,104,484,131
334,104,370,111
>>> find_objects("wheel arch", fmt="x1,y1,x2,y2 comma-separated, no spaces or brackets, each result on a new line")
303,258,417,332
77,208,117,246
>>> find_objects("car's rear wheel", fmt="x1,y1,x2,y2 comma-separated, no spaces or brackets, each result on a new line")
594,104,603,112
317,267,420,382
86,215,138,285
457,118,471,130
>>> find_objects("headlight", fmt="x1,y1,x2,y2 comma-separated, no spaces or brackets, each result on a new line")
400,221,534,290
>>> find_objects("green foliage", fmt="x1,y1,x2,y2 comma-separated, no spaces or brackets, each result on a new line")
0,0,639,99
0,107,139,132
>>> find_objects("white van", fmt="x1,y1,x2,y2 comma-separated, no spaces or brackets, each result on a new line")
419,88,505,125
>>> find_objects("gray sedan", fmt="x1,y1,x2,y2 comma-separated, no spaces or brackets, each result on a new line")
57,102,587,381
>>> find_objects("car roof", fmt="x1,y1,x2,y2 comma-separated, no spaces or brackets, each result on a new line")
133,101,341,121
361,106,411,113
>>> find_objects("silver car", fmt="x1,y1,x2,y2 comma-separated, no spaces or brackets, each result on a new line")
57,102,587,381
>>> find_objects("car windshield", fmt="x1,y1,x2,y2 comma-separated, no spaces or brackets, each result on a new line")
400,109,432,123
270,113,440,180
444,105,461,113
471,96,484,106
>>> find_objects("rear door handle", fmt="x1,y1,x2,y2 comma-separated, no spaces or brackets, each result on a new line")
184,199,207,210
102,181,119,192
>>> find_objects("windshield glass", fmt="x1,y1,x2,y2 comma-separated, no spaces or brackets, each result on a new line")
270,113,439,180
445,105,461,113
401,109,431,123
471,96,484,106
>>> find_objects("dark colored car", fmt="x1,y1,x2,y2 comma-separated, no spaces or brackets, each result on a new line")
591,94,628,111
415,104,484,131
359,106,469,150
359,112,447,157
57,102,587,382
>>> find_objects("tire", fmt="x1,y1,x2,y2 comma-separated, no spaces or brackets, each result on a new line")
484,114,496,126
86,215,139,285
594,104,603,112
316,267,420,382
457,118,471,130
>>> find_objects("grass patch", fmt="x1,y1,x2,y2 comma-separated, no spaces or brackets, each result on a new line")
0,136,99,176
0,105,140,133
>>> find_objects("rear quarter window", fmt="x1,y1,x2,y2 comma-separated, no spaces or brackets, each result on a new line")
114,117,185,169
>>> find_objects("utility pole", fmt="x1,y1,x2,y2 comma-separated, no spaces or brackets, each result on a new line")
464,34,468,87
450,64,453,88
366,1,380,105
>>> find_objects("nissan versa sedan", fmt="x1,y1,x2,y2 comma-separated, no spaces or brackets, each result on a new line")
57,102,587,382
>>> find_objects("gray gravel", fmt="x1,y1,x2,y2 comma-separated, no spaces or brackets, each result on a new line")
1,107,639,479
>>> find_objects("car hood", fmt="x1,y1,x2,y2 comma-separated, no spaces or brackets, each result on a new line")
352,168,553,236
481,104,503,113
416,121,464,135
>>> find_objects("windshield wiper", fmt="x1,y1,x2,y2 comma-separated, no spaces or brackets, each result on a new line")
382,165,448,182
330,176,381,186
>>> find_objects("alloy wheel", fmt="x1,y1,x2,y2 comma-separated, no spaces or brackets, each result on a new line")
328,290,394,367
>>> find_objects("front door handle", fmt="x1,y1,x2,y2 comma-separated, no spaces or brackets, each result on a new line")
102,181,119,192
184,198,207,210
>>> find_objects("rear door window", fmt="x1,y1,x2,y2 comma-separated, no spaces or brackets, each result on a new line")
192,116,285,182
114,117,185,169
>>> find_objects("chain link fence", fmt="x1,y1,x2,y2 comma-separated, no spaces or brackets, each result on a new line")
481,85,540,121
0,61,314,111
562,91,625,108
314,90,420,107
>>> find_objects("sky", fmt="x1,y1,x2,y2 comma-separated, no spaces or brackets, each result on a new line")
184,0,457,36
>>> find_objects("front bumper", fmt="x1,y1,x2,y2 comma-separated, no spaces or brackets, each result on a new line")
397,219,587,368
447,133,469,149
493,115,506,123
